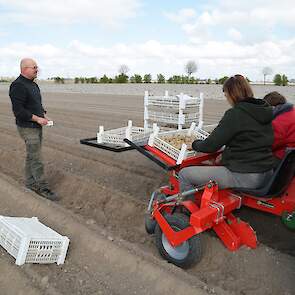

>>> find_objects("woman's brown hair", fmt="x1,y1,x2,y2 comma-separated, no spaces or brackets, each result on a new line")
263,91,286,106
223,74,254,104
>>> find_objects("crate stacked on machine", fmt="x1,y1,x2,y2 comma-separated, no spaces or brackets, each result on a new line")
144,90,204,130
148,122,209,164
97,120,153,147
0,216,69,266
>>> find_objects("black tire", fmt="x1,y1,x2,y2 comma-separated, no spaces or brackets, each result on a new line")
145,192,167,235
145,213,157,234
155,213,202,269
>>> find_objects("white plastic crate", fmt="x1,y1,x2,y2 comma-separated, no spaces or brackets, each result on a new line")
144,91,204,130
0,216,70,265
148,123,209,164
97,120,153,147
147,95,202,109
147,111,199,125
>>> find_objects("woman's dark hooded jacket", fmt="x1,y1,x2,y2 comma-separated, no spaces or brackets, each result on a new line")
193,98,275,173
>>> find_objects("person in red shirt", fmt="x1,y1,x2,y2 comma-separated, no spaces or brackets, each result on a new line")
263,91,295,163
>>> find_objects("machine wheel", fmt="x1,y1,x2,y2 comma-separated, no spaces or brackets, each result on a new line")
282,211,295,230
155,213,202,269
145,213,157,234
145,192,166,235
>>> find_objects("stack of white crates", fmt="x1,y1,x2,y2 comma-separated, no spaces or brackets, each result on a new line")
144,90,204,130
0,216,69,265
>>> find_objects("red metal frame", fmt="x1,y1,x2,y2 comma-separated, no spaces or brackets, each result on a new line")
147,146,295,252
241,179,295,216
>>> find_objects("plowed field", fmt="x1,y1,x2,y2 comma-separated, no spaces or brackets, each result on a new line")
0,85,294,295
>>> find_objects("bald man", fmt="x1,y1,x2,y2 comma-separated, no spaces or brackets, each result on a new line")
9,58,58,201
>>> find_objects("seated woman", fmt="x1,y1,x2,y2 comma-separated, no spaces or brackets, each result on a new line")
263,91,295,164
179,74,275,192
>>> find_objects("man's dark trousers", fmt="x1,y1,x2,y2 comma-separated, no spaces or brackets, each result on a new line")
17,126,48,190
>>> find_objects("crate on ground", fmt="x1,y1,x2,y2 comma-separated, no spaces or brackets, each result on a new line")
0,216,70,266
148,122,209,164
144,91,204,130
97,120,153,147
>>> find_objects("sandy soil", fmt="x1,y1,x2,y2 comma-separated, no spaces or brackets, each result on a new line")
0,88,294,295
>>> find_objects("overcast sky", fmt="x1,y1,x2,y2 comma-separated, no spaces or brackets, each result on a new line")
0,0,294,81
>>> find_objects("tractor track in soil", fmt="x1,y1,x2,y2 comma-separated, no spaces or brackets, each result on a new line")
0,90,294,295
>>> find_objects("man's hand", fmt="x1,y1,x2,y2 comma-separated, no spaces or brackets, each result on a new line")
31,114,48,126
44,114,52,121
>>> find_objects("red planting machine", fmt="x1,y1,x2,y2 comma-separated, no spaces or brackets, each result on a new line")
81,135,295,269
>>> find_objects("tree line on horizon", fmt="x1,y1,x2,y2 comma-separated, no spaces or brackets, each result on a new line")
51,63,291,86
51,73,290,86
69,74,226,85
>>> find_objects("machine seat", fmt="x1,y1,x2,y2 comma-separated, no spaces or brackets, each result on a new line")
233,148,295,198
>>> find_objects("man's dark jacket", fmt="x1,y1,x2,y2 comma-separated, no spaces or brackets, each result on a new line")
193,98,275,173
9,75,46,128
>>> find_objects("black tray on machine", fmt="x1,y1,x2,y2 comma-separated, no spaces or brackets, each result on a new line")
80,137,134,152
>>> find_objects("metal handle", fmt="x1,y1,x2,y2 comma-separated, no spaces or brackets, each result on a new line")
123,138,178,171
